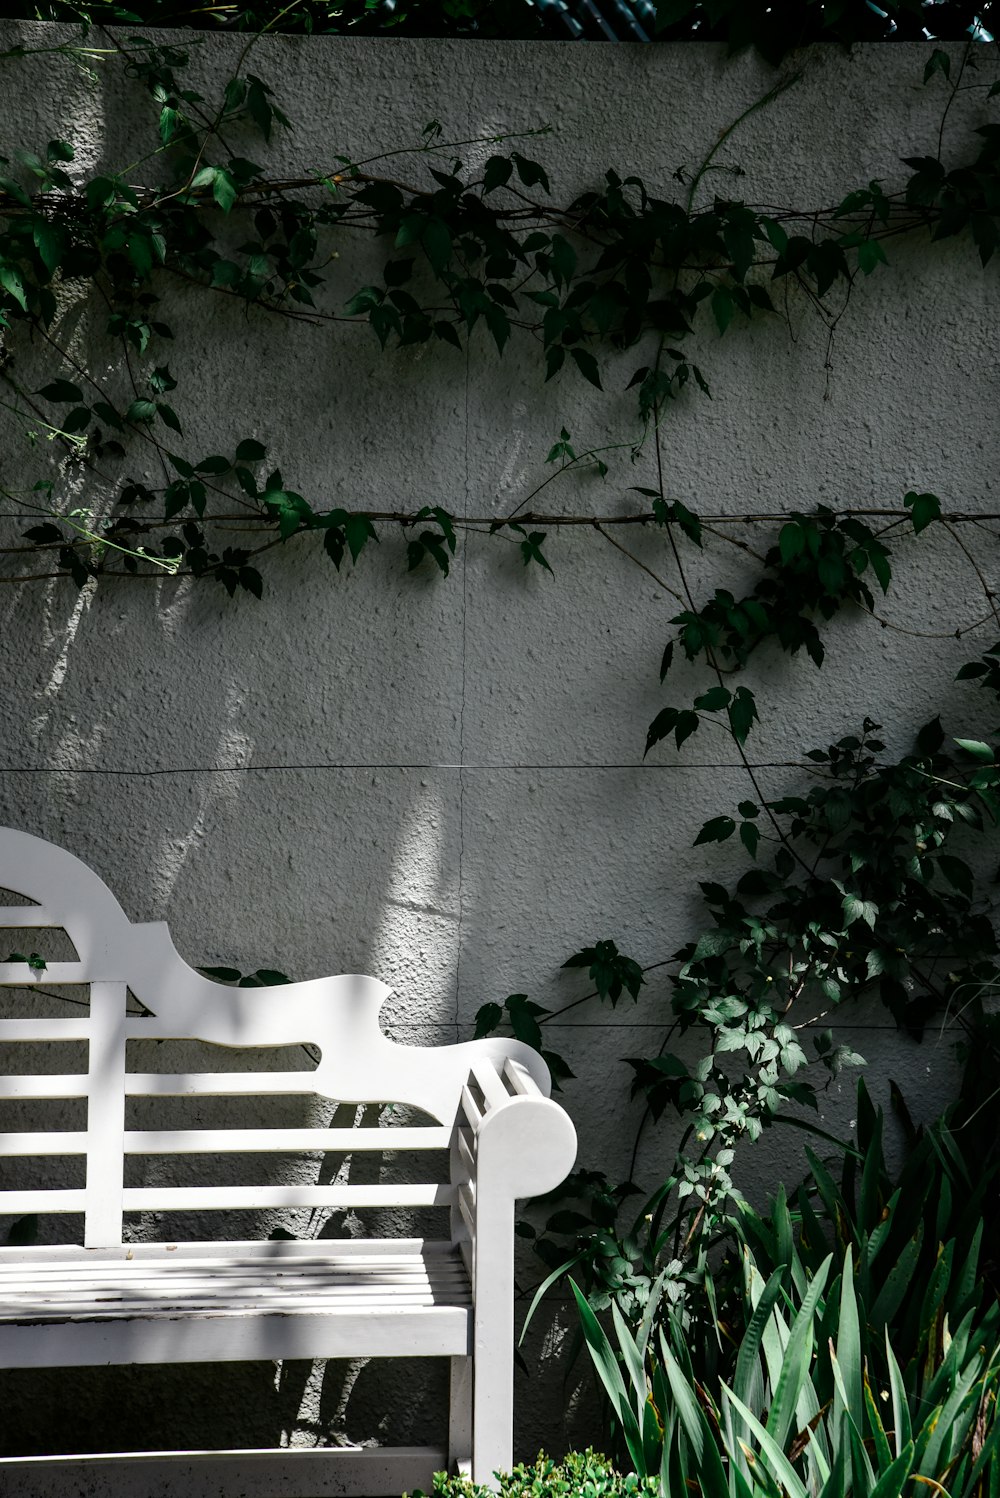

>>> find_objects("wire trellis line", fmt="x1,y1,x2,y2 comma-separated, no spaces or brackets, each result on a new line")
0,758,829,776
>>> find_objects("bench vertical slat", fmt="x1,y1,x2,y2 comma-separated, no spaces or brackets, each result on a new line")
84,982,127,1249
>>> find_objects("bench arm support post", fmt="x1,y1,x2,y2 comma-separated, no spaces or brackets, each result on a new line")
465,1075,576,1487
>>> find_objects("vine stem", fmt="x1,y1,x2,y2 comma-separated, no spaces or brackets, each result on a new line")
592,521,685,604
649,337,814,881
684,71,803,214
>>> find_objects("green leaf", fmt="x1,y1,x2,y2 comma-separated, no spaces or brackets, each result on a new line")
903,490,941,534
645,707,677,756
923,47,951,83
694,686,731,712
694,817,736,846
728,686,758,745
33,220,62,275
344,514,377,564
937,853,973,898
778,522,804,563
483,155,513,194
344,285,384,317
721,1387,809,1498
834,1247,863,1427
512,153,550,194
422,216,452,273
0,263,27,310
870,1444,915,1498
235,439,267,462
842,894,878,929
569,348,602,389
659,1333,730,1498
517,530,553,573
36,379,83,403
739,822,760,859
126,399,157,424
955,738,994,762
711,285,734,335
858,239,888,274
157,403,182,434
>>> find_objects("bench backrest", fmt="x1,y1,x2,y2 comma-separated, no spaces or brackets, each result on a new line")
0,829,550,1250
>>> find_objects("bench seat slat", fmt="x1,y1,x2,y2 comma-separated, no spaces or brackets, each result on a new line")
0,1238,452,1262
1,1252,470,1312
0,1251,472,1365
0,1259,468,1285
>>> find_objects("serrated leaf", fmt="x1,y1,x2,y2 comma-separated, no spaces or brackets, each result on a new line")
570,347,602,389
473,1001,502,1038
126,399,156,424
728,686,758,745
645,707,677,757
739,822,760,859
955,738,994,762
694,816,736,846
694,686,731,712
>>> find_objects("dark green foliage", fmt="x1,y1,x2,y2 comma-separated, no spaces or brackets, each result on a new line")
732,1081,1000,1385
1,34,996,594
410,1450,657,1498
647,509,897,756
2,951,47,969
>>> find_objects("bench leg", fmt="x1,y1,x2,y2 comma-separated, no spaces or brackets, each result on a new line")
470,1322,513,1488
448,1356,473,1477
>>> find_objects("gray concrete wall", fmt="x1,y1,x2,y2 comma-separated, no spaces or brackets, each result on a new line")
0,25,997,1467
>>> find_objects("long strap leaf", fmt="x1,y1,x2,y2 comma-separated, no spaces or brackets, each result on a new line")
723,1385,810,1498
569,1278,645,1475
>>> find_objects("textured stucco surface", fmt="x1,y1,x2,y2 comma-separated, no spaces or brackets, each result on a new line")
0,26,997,1471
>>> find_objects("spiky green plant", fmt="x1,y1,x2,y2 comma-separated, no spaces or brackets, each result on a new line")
572,1245,1000,1498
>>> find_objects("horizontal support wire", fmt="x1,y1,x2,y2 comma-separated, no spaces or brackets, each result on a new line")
0,760,822,776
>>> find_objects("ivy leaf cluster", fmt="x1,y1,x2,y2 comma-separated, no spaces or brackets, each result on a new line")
646,506,902,757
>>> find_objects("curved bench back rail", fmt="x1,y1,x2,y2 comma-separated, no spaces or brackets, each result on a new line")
0,829,561,1252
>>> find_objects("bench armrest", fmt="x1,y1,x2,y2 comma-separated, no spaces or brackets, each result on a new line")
457,1058,576,1202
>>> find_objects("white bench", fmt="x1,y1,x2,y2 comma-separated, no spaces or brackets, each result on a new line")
0,828,577,1497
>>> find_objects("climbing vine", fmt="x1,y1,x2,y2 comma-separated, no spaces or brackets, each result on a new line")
3,18,1000,1322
